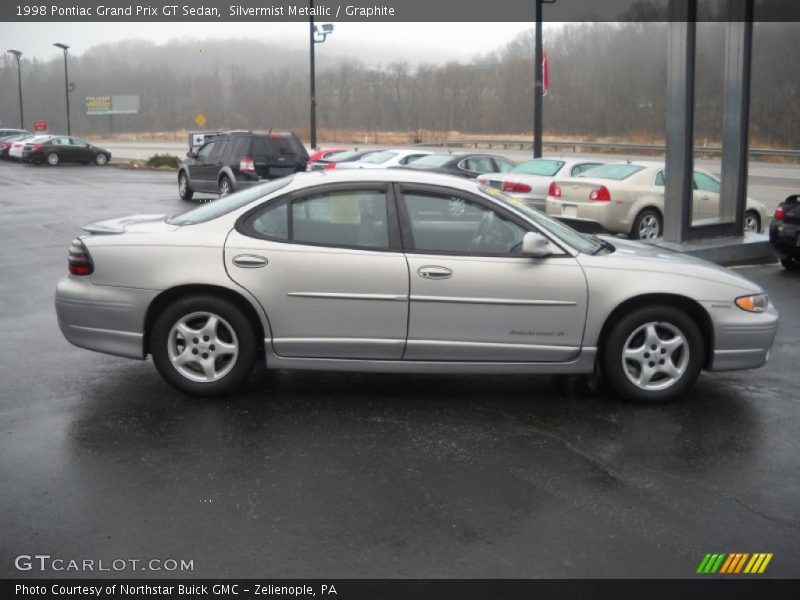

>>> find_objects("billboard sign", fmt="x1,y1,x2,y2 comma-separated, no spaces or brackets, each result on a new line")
32,120,48,132
85,95,139,115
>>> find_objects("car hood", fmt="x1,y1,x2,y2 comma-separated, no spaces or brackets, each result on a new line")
578,236,764,294
82,214,180,235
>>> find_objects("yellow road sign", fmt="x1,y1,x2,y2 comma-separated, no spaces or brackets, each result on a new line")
195,113,207,127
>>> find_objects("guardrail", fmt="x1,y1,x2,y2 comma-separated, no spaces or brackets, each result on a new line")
416,139,800,159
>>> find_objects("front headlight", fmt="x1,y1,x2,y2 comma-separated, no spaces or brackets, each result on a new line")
735,293,769,313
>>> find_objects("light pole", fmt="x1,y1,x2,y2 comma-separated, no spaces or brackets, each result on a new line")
53,42,71,135
534,0,556,158
6,49,23,129
309,0,333,150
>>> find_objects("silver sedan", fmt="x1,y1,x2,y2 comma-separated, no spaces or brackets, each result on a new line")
55,170,778,403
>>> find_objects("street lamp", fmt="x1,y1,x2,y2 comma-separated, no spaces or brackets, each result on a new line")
6,49,23,129
53,42,71,135
309,0,334,150
534,0,557,158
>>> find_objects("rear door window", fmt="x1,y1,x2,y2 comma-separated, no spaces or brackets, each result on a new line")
292,190,389,249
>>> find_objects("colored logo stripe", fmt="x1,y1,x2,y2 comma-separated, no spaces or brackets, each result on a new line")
697,552,773,574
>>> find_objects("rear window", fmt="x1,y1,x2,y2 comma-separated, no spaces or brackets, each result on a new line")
327,150,366,162
250,135,307,160
577,164,644,180
511,159,565,176
360,151,398,164
408,154,454,167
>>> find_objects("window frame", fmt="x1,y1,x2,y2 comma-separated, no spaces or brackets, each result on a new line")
235,182,403,253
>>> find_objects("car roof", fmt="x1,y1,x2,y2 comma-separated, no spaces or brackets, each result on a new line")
285,166,492,191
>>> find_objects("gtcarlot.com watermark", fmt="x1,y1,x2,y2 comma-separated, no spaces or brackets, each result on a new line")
14,554,194,573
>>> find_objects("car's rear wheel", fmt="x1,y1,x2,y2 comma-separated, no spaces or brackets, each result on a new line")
95,153,108,166
780,257,800,271
744,210,760,233
631,208,662,240
47,152,59,166
178,171,194,200
151,296,257,396
602,305,704,403
218,175,232,197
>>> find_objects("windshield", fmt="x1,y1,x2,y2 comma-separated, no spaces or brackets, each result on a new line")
409,154,454,167
360,151,398,164
511,159,565,176
167,177,293,225
577,164,644,180
479,185,603,254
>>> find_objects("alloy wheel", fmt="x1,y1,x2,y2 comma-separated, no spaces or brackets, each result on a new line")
638,214,661,239
621,321,689,391
167,311,239,383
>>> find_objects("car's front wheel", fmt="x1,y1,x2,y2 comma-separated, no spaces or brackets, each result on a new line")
95,153,108,166
602,305,704,403
151,296,257,396
178,171,194,200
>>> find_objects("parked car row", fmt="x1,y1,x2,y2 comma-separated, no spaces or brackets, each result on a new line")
0,131,111,166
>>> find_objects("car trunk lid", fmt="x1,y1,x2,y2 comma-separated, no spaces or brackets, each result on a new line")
553,178,612,204
83,214,179,235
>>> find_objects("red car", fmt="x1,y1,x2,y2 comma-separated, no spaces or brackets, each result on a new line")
307,147,347,165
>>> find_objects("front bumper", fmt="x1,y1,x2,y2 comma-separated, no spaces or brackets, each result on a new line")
702,300,780,371
55,276,158,359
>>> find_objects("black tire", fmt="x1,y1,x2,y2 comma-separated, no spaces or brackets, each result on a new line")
95,153,108,166
178,171,194,200
780,257,800,271
631,208,663,240
151,295,257,397
744,210,761,233
218,175,232,197
46,152,59,166
602,305,704,403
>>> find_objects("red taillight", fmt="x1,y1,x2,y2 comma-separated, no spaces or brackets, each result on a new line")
589,185,611,202
32,144,44,151
774,204,785,221
548,182,562,197
325,162,336,170
68,238,93,276
502,181,533,193
239,156,255,175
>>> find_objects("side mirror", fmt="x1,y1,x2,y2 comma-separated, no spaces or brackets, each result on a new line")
186,151,195,158
522,231,553,258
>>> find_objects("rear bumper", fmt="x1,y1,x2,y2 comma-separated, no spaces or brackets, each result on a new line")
769,221,800,258
55,276,157,359
702,300,780,371
506,194,547,212
545,199,621,233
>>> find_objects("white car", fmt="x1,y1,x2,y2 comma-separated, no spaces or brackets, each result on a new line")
478,157,606,211
9,135,52,161
334,149,434,170
545,161,768,239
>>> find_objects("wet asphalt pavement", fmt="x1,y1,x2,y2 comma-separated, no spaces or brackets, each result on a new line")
0,161,798,579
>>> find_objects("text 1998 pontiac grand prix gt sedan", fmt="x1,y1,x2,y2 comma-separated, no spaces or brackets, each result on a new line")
56,170,778,402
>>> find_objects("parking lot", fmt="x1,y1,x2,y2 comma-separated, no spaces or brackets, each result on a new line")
0,160,798,579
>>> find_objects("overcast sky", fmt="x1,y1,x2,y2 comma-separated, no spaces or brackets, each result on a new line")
4,22,541,63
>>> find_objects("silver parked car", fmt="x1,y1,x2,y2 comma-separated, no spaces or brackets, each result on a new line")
545,161,768,239
56,170,778,402
477,157,605,212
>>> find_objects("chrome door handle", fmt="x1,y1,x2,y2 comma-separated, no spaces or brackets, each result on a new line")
417,266,453,280
233,254,268,268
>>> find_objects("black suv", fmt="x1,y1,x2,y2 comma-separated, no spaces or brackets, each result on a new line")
178,131,308,200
